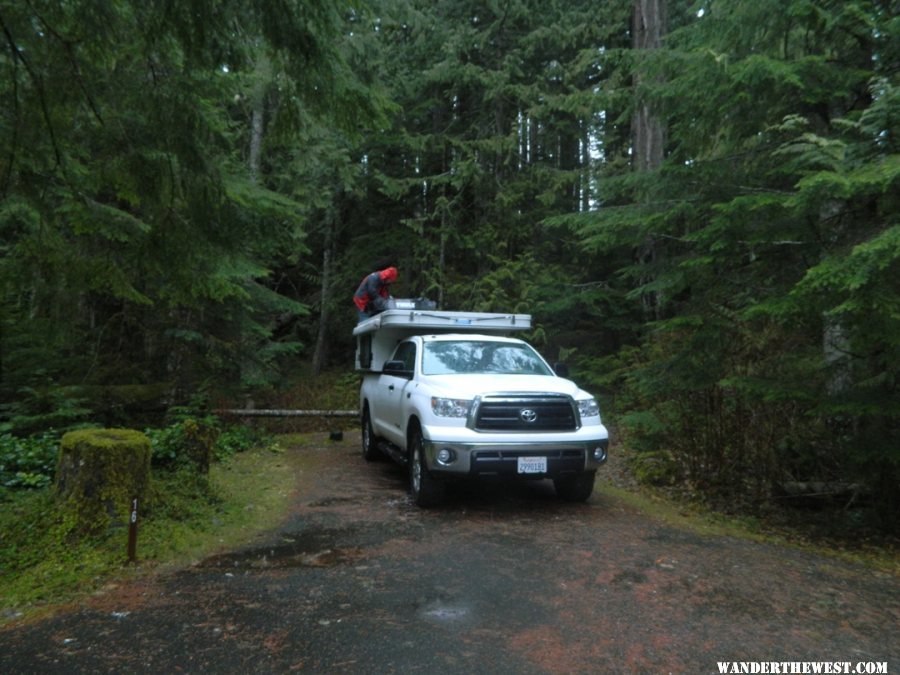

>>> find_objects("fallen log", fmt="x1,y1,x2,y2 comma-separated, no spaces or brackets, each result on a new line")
775,480,869,509
215,408,358,418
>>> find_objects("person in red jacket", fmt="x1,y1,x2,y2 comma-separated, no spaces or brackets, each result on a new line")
353,266,398,320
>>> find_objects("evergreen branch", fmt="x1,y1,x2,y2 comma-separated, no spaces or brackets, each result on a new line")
0,9,64,173
0,9,18,197
570,280,611,289
25,0,104,125
734,185,794,196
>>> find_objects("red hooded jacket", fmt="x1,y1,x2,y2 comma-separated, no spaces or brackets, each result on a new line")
353,267,397,313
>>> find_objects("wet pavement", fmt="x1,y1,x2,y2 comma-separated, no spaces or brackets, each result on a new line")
1,435,898,673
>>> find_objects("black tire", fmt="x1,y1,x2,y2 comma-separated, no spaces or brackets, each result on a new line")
409,428,445,507
361,408,381,461
554,471,596,502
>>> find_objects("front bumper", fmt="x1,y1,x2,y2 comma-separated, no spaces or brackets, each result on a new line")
422,437,609,477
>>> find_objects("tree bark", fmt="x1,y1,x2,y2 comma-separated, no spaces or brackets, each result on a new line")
632,0,667,317
631,0,666,173
248,54,271,184
249,107,264,182
312,220,334,376
438,212,447,309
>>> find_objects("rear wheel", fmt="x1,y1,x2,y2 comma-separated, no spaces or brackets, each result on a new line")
409,428,445,507
554,471,596,502
361,408,380,461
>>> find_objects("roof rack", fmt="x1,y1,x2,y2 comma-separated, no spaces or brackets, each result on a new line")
353,309,531,336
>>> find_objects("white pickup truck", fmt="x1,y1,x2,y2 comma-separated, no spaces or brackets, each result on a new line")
354,307,609,506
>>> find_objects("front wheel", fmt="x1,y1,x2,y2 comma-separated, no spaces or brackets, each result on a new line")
554,471,596,502
409,429,445,507
361,408,381,461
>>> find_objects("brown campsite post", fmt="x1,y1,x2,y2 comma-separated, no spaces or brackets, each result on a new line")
127,496,138,563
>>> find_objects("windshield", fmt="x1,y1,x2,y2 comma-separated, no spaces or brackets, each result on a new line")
422,340,553,376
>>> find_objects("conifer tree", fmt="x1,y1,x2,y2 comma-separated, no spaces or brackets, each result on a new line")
0,0,375,423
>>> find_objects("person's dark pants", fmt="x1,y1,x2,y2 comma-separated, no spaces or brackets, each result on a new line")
357,308,386,322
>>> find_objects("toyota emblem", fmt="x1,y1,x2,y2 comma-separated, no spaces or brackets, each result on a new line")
520,408,538,423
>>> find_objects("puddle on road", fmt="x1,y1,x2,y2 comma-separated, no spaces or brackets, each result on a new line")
612,568,648,585
423,604,470,620
420,601,472,622
307,496,356,507
198,526,365,570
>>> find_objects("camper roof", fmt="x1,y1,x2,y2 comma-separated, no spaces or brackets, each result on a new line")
352,309,531,336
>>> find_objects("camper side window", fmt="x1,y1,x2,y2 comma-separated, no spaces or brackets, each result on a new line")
359,335,372,369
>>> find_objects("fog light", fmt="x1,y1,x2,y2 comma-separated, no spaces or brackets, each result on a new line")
436,448,455,465
592,446,608,462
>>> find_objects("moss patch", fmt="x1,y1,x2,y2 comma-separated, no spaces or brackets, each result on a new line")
56,428,152,534
0,439,298,626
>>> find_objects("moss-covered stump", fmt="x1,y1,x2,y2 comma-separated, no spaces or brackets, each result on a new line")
181,419,216,474
55,428,151,533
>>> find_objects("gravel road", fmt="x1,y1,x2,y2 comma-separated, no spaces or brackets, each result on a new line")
1,434,897,674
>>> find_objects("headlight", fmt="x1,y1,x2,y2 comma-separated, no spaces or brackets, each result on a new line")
431,397,472,418
577,398,600,418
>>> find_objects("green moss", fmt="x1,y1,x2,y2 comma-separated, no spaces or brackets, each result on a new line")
179,419,217,474
1,438,298,625
55,428,151,534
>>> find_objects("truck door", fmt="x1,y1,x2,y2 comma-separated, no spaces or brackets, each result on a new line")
376,340,417,446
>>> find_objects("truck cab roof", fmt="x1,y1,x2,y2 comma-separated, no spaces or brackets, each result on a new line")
414,333,525,343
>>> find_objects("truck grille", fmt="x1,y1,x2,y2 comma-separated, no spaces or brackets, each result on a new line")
472,394,578,432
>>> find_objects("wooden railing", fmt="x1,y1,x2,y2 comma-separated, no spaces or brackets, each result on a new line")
215,409,357,418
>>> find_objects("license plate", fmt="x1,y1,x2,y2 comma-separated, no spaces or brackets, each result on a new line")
517,456,547,474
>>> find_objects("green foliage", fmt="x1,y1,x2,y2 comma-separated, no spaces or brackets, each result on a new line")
0,388,92,437
144,423,190,468
561,0,900,528
0,0,382,418
145,415,272,469
215,425,267,460
0,432,59,489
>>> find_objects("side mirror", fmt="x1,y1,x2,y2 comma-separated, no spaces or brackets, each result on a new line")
383,360,413,378
553,363,569,378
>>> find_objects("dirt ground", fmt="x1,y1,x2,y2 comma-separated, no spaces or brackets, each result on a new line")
1,434,898,674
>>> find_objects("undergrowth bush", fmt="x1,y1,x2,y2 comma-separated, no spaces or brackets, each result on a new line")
279,368,360,411
0,412,271,497
144,415,274,469
0,432,60,490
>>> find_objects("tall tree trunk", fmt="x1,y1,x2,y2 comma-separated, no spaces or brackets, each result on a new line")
632,0,667,317
248,55,272,184
249,108,264,183
312,219,334,376
632,0,666,172
820,201,851,395
581,119,591,213
240,54,271,401
438,212,447,309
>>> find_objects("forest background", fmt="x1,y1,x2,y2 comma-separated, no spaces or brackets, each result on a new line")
1,0,897,533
